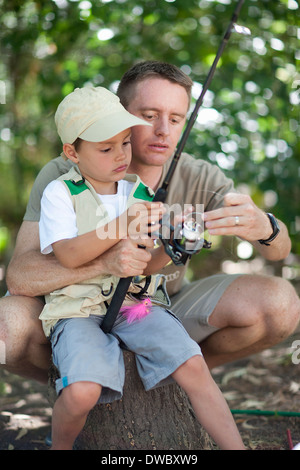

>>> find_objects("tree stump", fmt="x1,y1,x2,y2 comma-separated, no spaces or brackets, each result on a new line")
48,350,213,450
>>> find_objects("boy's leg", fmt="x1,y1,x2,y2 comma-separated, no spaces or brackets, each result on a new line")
116,307,244,449
115,306,201,392
51,381,102,450
52,317,124,401
50,316,125,449
172,356,245,450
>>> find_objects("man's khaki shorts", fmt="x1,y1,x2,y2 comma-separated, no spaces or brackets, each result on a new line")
170,274,242,343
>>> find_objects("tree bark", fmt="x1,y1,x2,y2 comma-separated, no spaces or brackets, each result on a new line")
48,350,213,450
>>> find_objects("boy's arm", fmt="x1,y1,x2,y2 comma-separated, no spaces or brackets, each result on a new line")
52,201,164,269
52,212,129,269
143,244,171,275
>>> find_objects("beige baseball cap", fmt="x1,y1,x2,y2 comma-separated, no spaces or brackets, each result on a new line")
55,86,151,144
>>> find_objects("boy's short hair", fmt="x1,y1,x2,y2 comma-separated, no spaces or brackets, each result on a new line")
117,61,193,108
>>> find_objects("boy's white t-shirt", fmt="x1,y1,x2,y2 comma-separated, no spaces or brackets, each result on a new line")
39,179,134,255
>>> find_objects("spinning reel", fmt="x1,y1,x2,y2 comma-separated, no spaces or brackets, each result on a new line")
159,212,212,266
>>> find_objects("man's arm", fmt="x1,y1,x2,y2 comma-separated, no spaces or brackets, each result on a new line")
6,221,154,297
203,193,291,261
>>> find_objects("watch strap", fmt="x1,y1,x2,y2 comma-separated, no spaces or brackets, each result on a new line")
258,213,280,246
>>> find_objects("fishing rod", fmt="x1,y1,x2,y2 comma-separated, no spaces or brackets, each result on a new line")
101,0,250,334
154,0,250,203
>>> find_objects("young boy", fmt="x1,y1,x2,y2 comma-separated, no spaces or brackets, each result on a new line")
39,86,245,450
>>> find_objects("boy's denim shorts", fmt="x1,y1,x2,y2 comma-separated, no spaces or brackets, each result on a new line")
50,306,202,403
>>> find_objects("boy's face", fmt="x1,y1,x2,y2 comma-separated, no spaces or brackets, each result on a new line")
126,77,189,168
67,128,132,193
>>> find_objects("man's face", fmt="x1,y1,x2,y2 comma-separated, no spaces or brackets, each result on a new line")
126,77,189,168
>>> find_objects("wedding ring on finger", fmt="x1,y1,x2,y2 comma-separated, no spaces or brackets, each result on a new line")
235,216,240,226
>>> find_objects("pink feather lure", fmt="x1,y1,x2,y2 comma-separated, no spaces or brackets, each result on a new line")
120,298,152,324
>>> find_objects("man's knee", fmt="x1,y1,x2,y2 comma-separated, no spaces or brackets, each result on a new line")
240,275,300,341
264,276,300,337
210,274,299,337
0,295,46,363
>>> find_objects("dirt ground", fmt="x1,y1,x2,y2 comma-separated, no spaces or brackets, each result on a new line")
213,323,300,451
0,324,299,451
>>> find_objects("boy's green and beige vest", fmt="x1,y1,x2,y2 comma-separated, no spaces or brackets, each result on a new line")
39,167,169,337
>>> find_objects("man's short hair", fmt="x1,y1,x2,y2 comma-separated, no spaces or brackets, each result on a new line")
117,61,193,108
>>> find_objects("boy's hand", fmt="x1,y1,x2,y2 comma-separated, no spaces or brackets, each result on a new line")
99,236,154,277
127,201,166,240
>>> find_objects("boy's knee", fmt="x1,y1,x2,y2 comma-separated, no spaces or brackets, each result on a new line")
174,354,206,381
173,354,211,395
64,382,102,415
184,355,206,374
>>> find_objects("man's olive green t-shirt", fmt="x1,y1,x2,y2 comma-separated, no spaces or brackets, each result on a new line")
24,154,235,296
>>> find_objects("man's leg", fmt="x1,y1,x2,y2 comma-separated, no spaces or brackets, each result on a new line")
0,295,50,383
201,274,300,369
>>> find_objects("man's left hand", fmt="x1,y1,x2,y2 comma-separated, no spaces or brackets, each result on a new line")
203,192,273,242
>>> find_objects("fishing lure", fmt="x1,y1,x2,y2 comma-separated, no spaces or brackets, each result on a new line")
120,298,152,324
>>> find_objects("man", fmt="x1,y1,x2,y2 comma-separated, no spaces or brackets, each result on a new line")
3,61,300,383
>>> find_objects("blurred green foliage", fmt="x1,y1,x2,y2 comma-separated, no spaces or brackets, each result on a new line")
0,0,299,292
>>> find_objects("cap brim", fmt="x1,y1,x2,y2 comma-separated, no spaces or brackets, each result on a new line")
79,110,152,142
